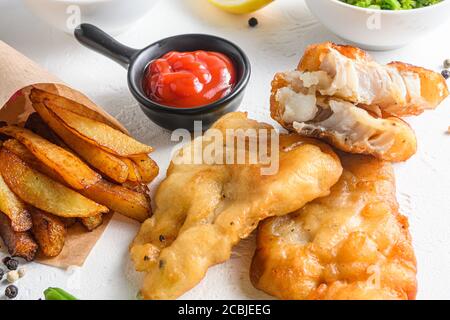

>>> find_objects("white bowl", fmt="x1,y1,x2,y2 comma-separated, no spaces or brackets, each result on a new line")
305,0,450,51
23,0,159,35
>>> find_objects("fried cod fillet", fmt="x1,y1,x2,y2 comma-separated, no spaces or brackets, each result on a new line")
298,42,448,117
130,112,343,300
251,153,417,300
271,42,448,162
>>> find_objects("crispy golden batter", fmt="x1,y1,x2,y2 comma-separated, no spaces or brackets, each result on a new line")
130,112,343,300
251,154,417,300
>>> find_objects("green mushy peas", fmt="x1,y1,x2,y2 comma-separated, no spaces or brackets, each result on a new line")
340,0,443,10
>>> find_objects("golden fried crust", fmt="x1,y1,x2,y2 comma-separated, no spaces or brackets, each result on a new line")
251,154,417,300
130,112,343,300
388,61,449,116
270,73,289,129
298,42,372,72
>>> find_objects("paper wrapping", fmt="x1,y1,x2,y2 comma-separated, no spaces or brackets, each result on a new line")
0,40,124,268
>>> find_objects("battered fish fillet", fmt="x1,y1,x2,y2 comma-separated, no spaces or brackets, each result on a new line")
130,112,343,300
251,154,417,300
298,42,448,116
271,76,417,162
271,42,449,162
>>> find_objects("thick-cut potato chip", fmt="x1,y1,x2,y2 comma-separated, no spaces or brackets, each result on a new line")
122,158,142,182
122,181,151,195
0,172,32,232
81,180,151,222
0,211,38,261
0,126,101,190
0,149,108,218
30,88,122,130
33,102,129,183
4,139,151,222
130,155,160,184
45,101,153,156
3,139,57,176
25,112,66,147
30,208,66,258
79,215,103,232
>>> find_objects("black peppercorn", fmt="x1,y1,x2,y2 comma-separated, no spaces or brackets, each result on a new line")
442,69,450,80
0,269,4,281
2,256,11,265
5,258,19,271
248,17,258,28
5,285,18,299
444,59,450,69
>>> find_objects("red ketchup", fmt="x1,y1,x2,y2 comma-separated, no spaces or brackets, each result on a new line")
144,51,237,108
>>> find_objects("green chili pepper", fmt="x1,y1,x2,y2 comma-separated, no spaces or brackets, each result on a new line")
44,288,78,300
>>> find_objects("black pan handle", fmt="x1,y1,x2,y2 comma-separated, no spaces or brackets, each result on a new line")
74,23,139,69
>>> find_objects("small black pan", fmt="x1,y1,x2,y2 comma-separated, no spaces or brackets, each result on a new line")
74,24,251,131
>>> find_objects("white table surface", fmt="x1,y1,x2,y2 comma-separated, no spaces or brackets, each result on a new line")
0,0,449,300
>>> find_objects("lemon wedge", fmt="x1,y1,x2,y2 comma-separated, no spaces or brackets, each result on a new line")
207,0,274,14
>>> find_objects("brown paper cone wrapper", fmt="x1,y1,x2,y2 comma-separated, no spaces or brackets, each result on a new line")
0,40,125,268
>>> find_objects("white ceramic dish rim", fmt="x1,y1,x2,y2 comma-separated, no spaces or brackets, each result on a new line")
329,0,448,14
47,0,119,3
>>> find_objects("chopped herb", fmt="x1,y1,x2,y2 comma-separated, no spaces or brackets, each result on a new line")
340,0,442,10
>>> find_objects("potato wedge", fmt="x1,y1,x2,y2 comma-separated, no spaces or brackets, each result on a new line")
122,158,142,182
25,112,66,147
0,173,32,232
0,149,108,218
122,181,151,195
130,155,159,184
30,88,122,131
0,211,38,261
4,140,150,222
81,180,151,222
45,102,153,156
0,126,101,190
3,139,59,179
30,208,66,258
33,102,129,183
79,215,103,232
6,140,106,228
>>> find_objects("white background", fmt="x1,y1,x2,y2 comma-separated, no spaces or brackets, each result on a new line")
0,0,449,300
